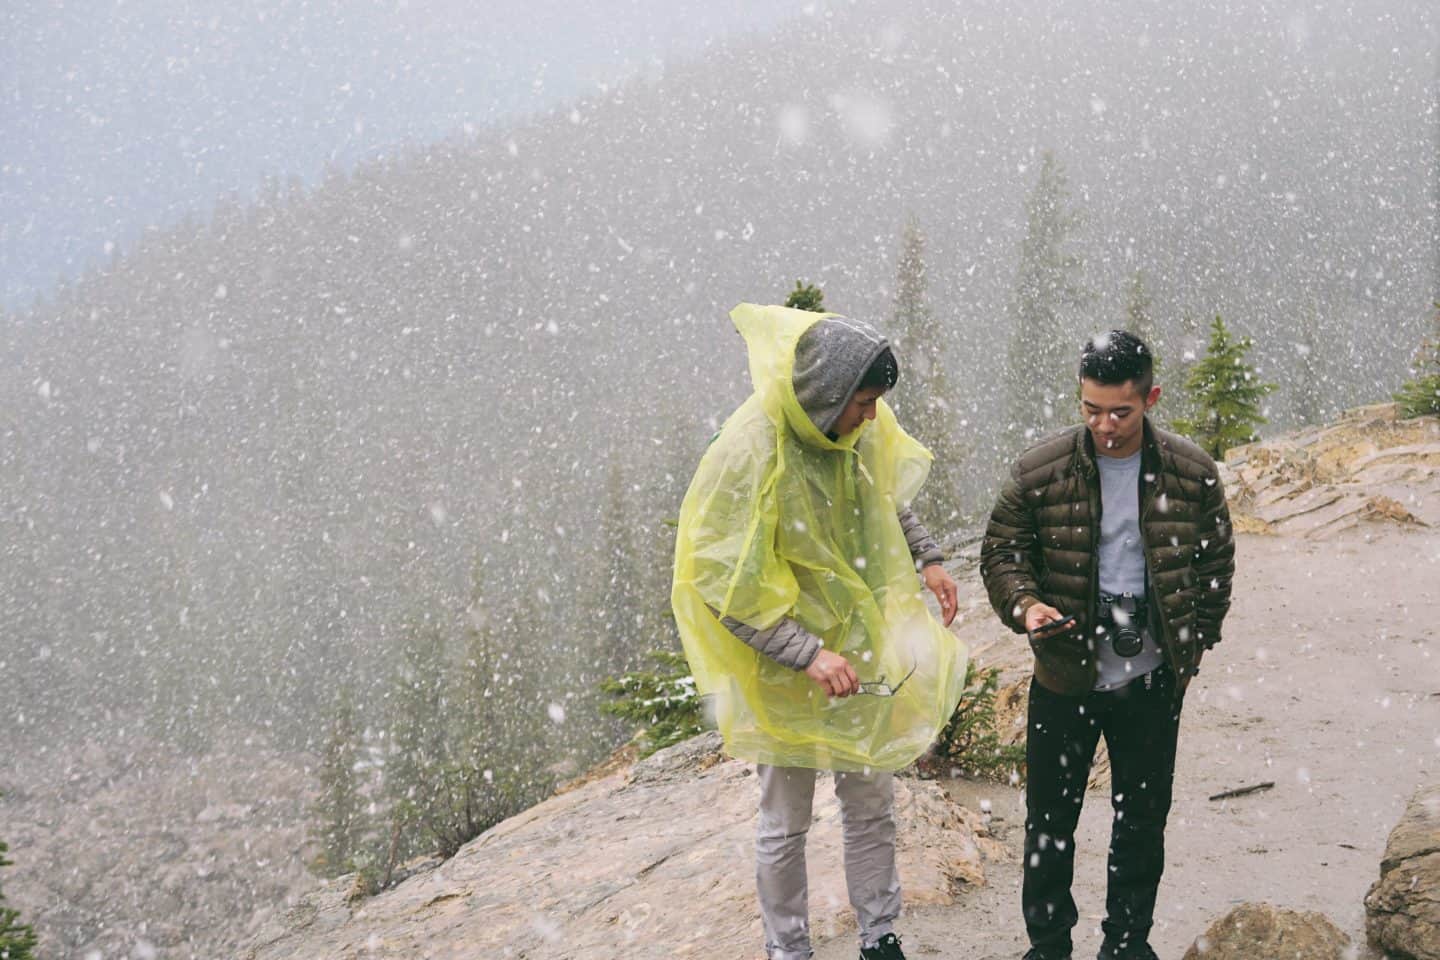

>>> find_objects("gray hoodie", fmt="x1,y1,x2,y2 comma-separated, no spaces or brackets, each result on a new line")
791,315,891,436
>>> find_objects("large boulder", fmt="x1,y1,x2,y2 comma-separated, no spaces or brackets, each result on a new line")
1180,902,1351,960
241,732,998,960
1366,784,1440,960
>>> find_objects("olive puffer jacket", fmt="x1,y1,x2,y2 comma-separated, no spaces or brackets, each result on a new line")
980,419,1235,696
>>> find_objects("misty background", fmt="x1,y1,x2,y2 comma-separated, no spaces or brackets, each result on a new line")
1,0,1437,956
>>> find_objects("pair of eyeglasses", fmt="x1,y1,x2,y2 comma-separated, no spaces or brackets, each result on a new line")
856,660,917,697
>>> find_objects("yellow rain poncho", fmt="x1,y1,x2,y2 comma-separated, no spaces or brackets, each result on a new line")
672,303,968,772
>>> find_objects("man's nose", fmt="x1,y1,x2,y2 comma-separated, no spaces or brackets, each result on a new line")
864,407,877,421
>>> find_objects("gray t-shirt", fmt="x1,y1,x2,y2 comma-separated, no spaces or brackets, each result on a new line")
1094,450,1164,691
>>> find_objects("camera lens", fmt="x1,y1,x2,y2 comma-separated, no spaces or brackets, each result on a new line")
1113,626,1143,658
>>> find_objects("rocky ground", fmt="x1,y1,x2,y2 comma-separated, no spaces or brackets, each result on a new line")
220,516,1439,960
240,733,1004,960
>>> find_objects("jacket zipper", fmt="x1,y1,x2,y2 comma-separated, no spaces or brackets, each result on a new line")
1085,456,1101,688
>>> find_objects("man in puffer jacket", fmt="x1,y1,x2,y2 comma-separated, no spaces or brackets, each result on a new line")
979,330,1235,960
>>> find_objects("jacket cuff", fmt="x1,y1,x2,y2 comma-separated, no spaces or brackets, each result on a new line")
1009,593,1042,632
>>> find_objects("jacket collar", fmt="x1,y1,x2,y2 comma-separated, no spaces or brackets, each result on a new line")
1073,417,1167,490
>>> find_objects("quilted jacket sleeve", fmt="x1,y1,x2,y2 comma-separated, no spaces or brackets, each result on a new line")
1192,468,1235,649
980,461,1044,634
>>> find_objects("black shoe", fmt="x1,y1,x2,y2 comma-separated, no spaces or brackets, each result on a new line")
860,932,906,959
1097,941,1158,960
1023,949,1072,960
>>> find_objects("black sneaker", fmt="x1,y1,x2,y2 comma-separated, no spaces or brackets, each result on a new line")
860,932,906,959
1024,949,1072,960
1097,941,1158,960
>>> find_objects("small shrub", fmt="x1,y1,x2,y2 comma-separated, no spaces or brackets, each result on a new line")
919,661,1025,782
1394,309,1440,419
600,650,705,757
783,280,825,312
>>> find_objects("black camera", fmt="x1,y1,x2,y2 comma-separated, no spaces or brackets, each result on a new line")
1099,592,1146,658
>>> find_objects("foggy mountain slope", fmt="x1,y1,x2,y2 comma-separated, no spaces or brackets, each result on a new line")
0,730,316,960
3,0,1435,786
1,3,1436,957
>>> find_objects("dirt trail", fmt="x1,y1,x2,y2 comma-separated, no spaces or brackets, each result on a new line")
813,527,1440,960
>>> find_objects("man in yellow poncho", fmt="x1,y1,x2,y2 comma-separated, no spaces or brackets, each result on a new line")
672,303,968,960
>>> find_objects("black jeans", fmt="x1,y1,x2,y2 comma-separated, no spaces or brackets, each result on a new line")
1022,664,1182,957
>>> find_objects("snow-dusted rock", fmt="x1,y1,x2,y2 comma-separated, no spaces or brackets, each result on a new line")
1180,902,1351,960
1225,404,1440,537
1365,783,1440,960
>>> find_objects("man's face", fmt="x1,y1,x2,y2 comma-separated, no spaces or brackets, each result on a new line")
1080,378,1160,456
832,386,886,437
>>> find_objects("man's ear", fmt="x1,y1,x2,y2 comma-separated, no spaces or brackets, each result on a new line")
1145,385,1162,410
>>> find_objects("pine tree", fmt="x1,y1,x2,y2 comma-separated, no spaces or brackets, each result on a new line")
1394,303,1440,418
310,686,365,877
455,603,503,772
447,588,557,860
1165,311,1204,429
0,809,38,960
382,621,451,862
784,280,825,312
1123,271,1169,427
593,461,643,681
1123,271,1160,367
887,216,968,529
438,599,533,861
1004,151,1090,444
1173,316,1276,459
917,661,1025,782
1293,304,1326,426
643,409,693,625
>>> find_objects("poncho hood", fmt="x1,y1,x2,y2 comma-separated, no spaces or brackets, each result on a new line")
732,304,888,447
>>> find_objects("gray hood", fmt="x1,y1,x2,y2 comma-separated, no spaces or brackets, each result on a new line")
791,316,890,436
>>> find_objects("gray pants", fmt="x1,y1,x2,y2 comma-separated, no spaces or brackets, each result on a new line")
756,764,901,960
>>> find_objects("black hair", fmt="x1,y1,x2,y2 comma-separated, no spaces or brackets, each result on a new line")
1079,330,1153,397
857,346,900,393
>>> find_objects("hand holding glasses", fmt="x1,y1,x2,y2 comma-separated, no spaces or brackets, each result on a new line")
856,659,918,697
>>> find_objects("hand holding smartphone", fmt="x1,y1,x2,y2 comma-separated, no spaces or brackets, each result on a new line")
1027,613,1077,643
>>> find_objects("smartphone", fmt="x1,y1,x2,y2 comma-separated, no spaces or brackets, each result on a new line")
1027,614,1077,643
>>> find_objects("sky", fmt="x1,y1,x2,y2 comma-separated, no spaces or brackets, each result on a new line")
0,0,816,310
